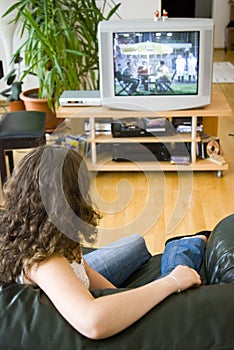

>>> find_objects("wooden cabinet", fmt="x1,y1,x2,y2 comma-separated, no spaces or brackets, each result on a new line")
56,85,231,176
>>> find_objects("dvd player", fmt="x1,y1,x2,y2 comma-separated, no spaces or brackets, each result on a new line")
59,90,101,106
111,117,175,137
112,143,171,162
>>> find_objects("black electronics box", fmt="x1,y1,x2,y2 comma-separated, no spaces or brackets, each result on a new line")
111,117,175,138
112,142,192,162
111,137,220,163
172,117,203,133
112,143,171,162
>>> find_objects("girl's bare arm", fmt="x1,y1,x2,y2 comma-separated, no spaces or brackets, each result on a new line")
29,256,201,340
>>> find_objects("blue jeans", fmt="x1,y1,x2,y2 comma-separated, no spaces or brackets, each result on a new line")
84,235,205,287
161,237,206,276
84,234,151,287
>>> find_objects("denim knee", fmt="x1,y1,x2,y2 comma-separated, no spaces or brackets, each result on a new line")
161,238,206,277
84,234,151,287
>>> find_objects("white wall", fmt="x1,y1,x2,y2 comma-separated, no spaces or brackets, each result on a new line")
212,0,230,48
109,0,161,19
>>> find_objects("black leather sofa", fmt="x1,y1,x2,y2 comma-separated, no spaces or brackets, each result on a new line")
0,214,233,350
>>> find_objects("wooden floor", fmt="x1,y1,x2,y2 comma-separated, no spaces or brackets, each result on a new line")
0,49,234,255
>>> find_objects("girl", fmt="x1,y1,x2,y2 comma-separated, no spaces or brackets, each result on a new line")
0,145,208,339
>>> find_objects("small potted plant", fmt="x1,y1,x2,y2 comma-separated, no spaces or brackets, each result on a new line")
0,53,25,111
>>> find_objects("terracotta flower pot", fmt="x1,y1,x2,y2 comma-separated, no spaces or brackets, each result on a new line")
20,88,63,133
8,100,26,112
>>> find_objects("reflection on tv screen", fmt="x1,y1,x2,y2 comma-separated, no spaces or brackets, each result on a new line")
113,31,199,97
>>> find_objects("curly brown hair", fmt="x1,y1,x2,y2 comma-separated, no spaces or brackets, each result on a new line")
0,145,101,283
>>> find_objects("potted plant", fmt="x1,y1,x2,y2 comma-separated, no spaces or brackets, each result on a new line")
3,0,121,132
0,53,25,111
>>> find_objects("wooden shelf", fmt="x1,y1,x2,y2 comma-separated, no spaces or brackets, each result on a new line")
89,133,201,144
56,85,232,119
85,155,228,174
56,85,231,176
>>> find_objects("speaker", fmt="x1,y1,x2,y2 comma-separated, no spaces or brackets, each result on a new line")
197,137,220,159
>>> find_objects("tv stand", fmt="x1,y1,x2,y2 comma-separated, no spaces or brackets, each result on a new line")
56,85,231,176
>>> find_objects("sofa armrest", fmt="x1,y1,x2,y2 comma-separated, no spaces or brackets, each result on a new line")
206,213,234,284
1,275,234,349
91,284,234,350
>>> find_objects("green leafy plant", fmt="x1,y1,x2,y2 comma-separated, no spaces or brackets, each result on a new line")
0,53,23,101
3,0,121,110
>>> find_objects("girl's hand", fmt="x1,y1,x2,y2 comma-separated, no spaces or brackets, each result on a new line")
167,265,201,293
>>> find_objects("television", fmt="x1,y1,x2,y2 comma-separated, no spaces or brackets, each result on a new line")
98,18,214,111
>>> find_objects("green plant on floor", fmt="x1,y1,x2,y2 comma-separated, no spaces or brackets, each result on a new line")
3,0,121,110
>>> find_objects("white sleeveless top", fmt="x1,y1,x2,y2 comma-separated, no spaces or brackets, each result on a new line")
70,258,90,289
16,258,90,289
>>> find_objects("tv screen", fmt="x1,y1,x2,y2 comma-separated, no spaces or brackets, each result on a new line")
98,18,214,111
113,30,199,96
